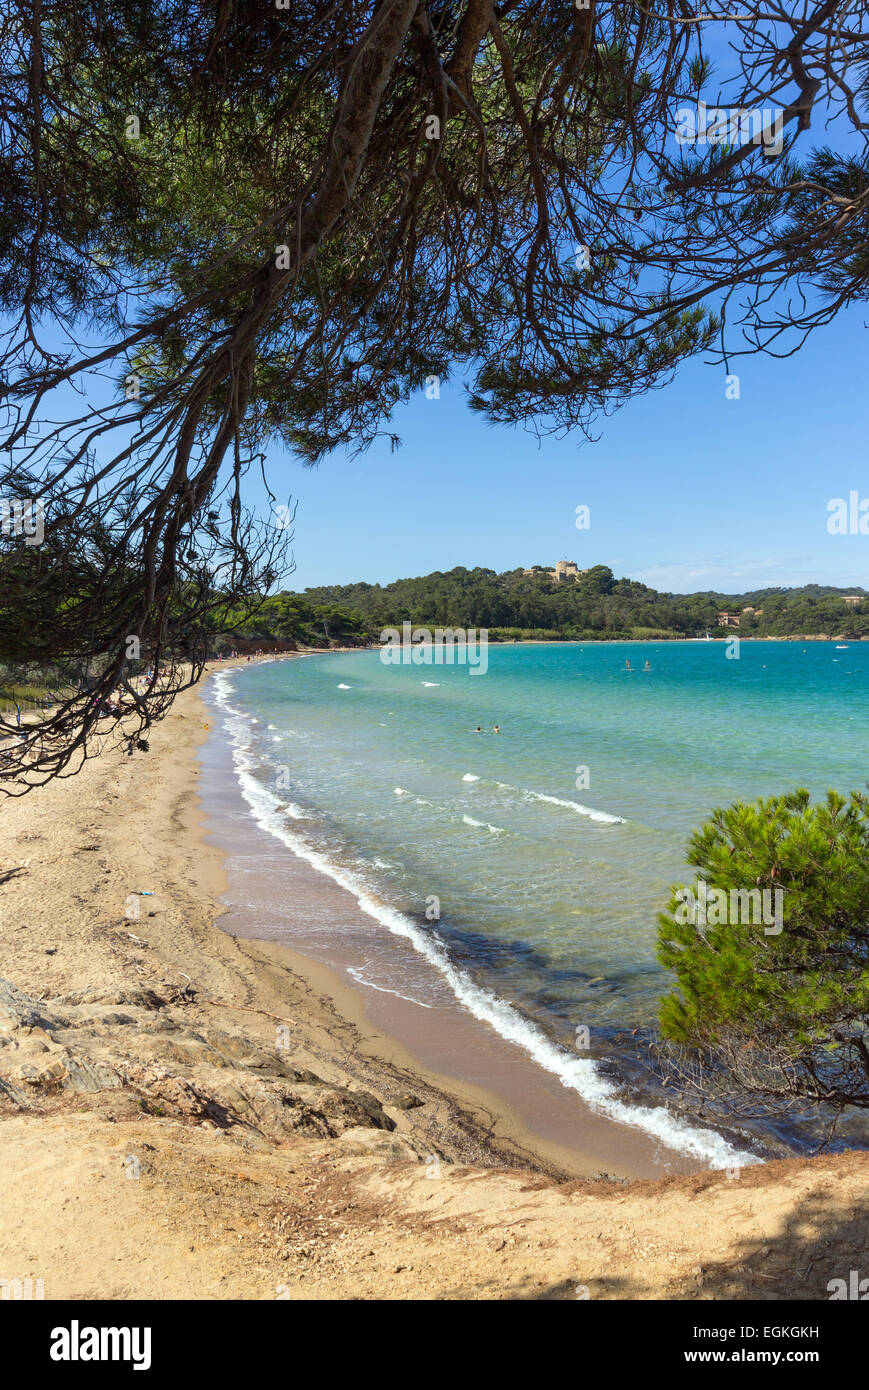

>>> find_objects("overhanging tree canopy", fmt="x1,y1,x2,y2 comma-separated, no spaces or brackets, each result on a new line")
0,0,866,786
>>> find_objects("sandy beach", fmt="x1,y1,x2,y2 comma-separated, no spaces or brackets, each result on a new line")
196,668,726,1181
0,657,865,1300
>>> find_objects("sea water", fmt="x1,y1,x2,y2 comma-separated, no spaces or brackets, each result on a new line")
208,640,869,1156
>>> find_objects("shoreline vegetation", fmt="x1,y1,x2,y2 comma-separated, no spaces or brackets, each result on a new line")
2,566,863,729
0,653,866,1298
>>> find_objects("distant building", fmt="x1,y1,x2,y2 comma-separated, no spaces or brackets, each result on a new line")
551,560,590,582
718,611,740,628
522,560,590,583
842,595,863,608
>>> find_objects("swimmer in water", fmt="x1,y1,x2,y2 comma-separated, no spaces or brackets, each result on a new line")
474,725,482,732
643,660,651,671
493,724,501,733
625,659,631,671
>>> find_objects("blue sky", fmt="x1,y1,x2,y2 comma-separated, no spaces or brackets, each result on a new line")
28,263,867,600
261,298,869,595
14,22,863,601
251,16,868,597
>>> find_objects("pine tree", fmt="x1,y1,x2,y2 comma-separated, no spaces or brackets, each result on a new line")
657,789,869,1111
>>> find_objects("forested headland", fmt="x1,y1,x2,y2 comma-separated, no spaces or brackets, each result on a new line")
211,564,869,649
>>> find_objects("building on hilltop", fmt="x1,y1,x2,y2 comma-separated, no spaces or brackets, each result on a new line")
717,610,741,628
521,560,590,583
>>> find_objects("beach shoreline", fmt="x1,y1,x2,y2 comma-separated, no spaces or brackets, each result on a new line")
201,653,777,1176
1,653,866,1300
6,650,672,1179
201,653,707,1180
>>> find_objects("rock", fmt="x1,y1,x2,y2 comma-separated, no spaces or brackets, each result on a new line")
336,1128,421,1162
0,979,61,1034
56,987,167,1011
392,1091,424,1110
304,1086,396,1134
13,1050,121,1094
130,1027,325,1085
196,1027,322,1082
118,1063,234,1126
0,979,403,1153
69,1012,138,1029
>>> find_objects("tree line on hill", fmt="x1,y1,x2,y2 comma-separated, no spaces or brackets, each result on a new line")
216,565,869,647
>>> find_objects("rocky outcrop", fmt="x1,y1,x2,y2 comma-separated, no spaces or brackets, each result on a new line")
0,978,408,1153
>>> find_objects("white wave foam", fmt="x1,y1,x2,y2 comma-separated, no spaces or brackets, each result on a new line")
462,773,480,782
394,788,433,807
216,705,309,827
462,814,506,835
480,775,626,824
421,682,440,687
345,967,433,1010
211,670,237,705
525,790,626,824
337,683,352,689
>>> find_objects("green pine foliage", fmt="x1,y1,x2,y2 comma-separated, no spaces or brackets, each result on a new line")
657,789,869,1110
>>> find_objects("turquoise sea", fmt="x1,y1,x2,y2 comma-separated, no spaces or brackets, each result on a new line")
210,640,869,1154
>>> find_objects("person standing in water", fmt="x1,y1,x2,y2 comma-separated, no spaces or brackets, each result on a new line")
625,659,631,671
493,724,501,733
643,660,651,671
